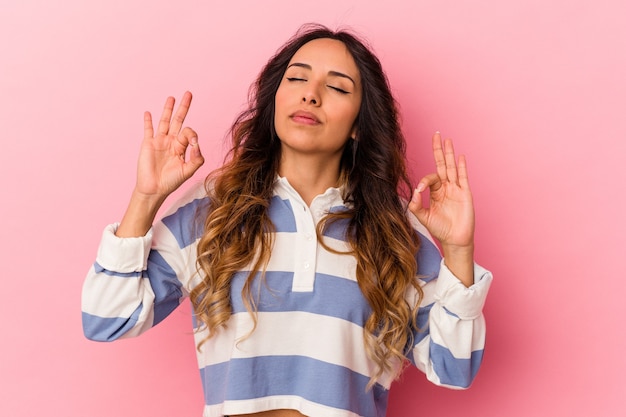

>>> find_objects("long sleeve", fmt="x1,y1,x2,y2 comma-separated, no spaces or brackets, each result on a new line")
81,183,209,342
406,217,493,389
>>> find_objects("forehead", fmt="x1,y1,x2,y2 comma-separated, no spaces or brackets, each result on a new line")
288,38,360,80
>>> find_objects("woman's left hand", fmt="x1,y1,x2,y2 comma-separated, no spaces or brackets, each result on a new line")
408,132,475,285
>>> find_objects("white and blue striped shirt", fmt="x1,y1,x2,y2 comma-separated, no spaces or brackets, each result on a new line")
82,177,492,417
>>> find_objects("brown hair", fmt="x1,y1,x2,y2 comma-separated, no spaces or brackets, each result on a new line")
191,24,422,386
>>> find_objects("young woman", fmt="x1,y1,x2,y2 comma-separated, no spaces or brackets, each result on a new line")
82,25,492,417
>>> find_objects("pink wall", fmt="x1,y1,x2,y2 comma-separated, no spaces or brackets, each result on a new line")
1,1,624,416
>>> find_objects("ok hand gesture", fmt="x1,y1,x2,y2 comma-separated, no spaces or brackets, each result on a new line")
136,91,204,198
116,92,204,238
408,132,475,286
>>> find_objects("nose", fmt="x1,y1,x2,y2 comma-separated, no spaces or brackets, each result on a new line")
302,95,317,105
302,82,321,105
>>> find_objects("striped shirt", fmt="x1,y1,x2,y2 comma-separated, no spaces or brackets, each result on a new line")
82,177,492,417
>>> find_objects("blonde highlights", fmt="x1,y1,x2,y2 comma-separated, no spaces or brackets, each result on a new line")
190,24,424,386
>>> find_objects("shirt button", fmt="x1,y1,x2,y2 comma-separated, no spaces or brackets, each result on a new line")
305,233,313,241
303,262,310,269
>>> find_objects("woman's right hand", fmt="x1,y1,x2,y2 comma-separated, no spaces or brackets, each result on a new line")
116,92,204,237
136,91,204,199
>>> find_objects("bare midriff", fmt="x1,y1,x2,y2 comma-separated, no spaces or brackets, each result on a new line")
233,410,307,417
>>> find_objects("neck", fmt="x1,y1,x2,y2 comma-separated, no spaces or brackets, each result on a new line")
278,151,343,206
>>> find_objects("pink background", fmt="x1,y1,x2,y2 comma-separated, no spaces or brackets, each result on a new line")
1,0,624,416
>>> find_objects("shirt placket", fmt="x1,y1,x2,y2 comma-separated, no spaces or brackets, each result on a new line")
290,201,318,292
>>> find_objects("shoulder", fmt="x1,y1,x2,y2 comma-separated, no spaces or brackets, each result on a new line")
149,181,211,251
161,181,211,218
158,181,211,241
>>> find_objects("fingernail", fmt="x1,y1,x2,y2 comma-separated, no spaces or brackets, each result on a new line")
411,189,419,203
416,183,425,193
190,136,198,146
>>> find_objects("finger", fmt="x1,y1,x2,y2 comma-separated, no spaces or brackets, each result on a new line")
444,138,459,183
416,173,442,193
408,187,425,215
173,126,196,157
409,182,433,225
183,138,205,177
144,111,154,140
458,154,470,189
157,96,176,136
432,132,447,182
169,91,193,136
179,127,204,178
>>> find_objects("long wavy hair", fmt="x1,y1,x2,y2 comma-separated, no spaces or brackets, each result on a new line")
191,24,423,386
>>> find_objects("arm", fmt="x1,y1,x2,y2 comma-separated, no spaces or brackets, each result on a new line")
81,185,208,341
117,91,204,237
406,224,492,388
81,93,205,341
407,131,492,387
408,132,475,286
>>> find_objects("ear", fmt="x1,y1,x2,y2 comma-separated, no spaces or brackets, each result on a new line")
350,125,358,141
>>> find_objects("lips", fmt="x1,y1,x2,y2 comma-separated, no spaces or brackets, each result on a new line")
290,110,321,125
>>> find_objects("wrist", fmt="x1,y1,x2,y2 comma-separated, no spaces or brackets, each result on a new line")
442,242,474,259
115,190,167,238
130,189,167,214
441,244,475,287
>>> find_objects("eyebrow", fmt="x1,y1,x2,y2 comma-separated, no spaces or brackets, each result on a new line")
287,62,356,86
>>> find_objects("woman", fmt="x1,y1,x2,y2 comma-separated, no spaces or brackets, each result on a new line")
82,25,492,417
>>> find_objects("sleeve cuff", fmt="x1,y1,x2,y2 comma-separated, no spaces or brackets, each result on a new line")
434,260,493,320
95,223,153,273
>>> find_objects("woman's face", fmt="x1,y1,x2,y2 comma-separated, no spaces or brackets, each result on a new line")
274,38,362,160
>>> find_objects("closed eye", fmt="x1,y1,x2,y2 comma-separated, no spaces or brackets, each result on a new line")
328,85,349,94
286,77,349,94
